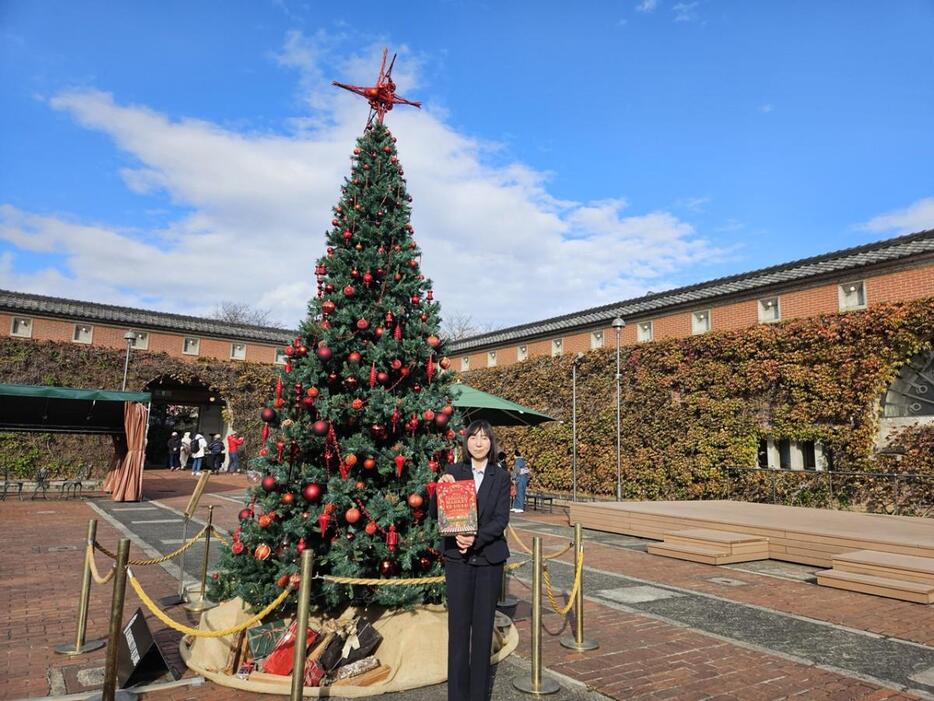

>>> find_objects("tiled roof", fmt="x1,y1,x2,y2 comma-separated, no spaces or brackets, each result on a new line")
449,228,934,353
0,290,294,345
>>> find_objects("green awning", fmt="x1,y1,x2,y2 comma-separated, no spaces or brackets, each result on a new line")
0,383,151,434
449,384,556,427
0,384,151,403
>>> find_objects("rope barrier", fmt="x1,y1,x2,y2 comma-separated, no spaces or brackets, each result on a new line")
508,525,574,560
127,569,293,637
94,525,209,566
86,543,115,585
211,526,231,548
541,552,585,617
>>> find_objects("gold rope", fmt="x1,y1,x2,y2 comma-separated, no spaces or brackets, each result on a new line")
541,551,585,616
507,525,574,560
127,569,293,638
211,526,231,548
320,558,529,587
86,543,115,585
94,525,209,566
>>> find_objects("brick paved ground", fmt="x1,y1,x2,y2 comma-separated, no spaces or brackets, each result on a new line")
1,472,932,701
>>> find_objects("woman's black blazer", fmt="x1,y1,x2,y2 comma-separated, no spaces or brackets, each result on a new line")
433,461,511,566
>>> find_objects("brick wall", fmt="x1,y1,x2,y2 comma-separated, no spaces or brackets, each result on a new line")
0,313,281,365
454,261,934,370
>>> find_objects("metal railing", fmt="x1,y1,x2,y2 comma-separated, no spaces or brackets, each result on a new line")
721,466,934,517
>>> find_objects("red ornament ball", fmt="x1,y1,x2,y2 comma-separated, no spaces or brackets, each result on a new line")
343,284,355,297
281,492,295,505
351,398,364,410
258,514,272,528
379,559,395,576
277,574,290,589
435,413,449,428
306,386,320,398
407,493,424,509
365,521,378,536
426,335,441,348
254,543,271,560
422,410,435,422
439,357,451,370
345,507,361,524
321,300,336,316
312,419,329,436
260,407,277,423
302,483,322,502
261,475,277,491
356,318,369,330
363,457,376,470
348,351,362,363
238,508,252,520
316,345,333,360
232,541,245,555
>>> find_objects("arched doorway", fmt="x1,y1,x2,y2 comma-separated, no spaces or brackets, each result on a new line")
144,375,227,467
879,349,934,444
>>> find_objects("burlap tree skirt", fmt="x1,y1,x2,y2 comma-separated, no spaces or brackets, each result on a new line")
179,598,519,697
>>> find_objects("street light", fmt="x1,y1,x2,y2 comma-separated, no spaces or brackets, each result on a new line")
612,317,626,501
121,330,137,391
571,352,585,502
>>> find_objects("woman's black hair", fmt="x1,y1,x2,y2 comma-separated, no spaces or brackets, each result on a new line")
462,419,498,464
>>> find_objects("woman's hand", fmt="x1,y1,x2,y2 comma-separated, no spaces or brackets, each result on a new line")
455,534,475,553
438,473,455,484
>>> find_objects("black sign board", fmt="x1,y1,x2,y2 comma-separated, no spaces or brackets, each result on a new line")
117,608,176,688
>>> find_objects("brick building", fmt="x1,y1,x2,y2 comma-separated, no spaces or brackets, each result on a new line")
448,229,934,372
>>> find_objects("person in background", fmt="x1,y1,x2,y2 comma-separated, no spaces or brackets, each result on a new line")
190,433,205,475
180,431,192,471
226,431,245,473
434,420,510,701
511,448,529,513
166,432,182,471
208,434,225,472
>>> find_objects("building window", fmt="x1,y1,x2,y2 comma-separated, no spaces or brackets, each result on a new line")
231,342,247,360
758,297,780,323
274,349,287,365
551,339,563,356
461,356,470,371
757,438,826,470
183,337,200,356
73,324,93,344
637,321,653,343
517,345,528,362
591,330,604,349
487,350,497,367
691,310,711,335
129,331,149,350
10,317,33,338
838,281,866,311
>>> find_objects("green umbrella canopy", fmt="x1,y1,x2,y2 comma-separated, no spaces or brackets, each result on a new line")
449,383,556,427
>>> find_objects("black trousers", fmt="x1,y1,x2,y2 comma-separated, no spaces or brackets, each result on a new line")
445,557,503,701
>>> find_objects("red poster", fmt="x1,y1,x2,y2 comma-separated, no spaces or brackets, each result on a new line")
436,480,478,535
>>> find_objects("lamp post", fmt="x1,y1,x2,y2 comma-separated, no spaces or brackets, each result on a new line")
612,317,625,501
121,331,136,392
571,352,585,502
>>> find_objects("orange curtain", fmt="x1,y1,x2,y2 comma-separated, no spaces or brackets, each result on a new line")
108,402,148,502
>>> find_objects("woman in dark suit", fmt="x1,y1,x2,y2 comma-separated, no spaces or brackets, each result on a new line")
436,419,511,701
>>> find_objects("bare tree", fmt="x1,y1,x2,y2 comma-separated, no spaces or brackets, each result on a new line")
211,301,282,328
440,311,495,341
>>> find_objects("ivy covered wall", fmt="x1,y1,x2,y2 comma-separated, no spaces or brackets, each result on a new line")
0,338,276,478
3,298,932,514
462,298,934,512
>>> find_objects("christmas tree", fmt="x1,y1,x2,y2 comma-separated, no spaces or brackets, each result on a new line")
210,59,460,613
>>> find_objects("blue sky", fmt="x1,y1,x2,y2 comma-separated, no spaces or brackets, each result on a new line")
2,1,933,329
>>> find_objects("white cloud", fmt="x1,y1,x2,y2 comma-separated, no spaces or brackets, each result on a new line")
859,197,934,236
672,1,700,22
636,0,658,13
1,40,728,331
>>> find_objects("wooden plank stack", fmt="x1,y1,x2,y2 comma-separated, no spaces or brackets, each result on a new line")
646,528,769,565
816,550,934,604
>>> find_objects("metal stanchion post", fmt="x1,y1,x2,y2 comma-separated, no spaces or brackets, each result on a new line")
290,551,315,701
101,539,131,701
497,566,518,608
513,537,559,696
560,523,598,651
56,519,107,655
185,506,217,612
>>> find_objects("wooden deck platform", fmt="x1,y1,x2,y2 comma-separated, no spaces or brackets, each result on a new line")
569,500,934,568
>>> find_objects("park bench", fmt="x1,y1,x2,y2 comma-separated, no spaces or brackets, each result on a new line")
1,469,24,501
527,491,554,513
